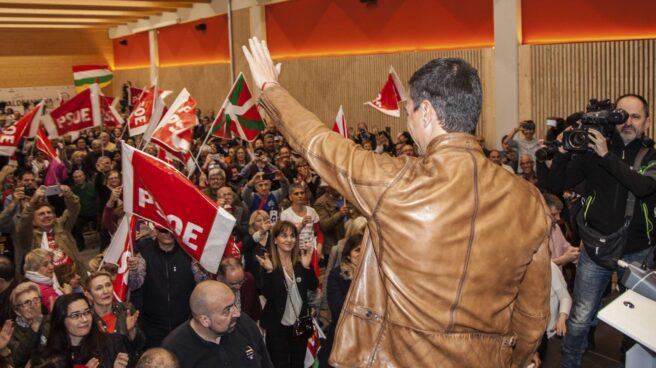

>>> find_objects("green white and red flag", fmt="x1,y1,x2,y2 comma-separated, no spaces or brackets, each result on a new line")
73,65,112,93
210,73,265,142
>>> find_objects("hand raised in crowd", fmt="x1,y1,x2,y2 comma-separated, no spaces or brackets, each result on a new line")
256,253,274,273
13,186,25,202
248,172,264,187
113,352,129,368
59,184,73,198
108,186,122,207
260,219,272,233
300,249,312,269
61,283,73,294
273,170,285,182
587,128,609,157
0,320,14,351
29,314,43,333
126,309,140,341
242,37,282,90
29,186,46,205
301,215,313,227
127,256,139,272
86,358,100,368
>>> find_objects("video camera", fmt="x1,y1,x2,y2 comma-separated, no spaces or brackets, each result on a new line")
562,99,629,152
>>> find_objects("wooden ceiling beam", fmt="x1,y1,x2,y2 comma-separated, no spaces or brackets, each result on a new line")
0,7,162,18
0,1,208,8
0,17,126,25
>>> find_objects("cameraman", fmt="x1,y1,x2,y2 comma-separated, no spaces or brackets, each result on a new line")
551,94,656,367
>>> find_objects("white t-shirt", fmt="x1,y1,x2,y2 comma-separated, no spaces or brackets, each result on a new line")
281,206,320,250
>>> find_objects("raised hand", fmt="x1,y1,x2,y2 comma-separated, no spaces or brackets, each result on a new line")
113,353,129,368
126,310,140,341
242,37,282,90
0,320,14,350
256,253,273,273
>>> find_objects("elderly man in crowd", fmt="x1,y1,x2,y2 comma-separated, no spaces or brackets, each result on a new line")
15,184,88,277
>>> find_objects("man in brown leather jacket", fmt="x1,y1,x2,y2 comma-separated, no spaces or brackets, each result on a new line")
244,38,551,368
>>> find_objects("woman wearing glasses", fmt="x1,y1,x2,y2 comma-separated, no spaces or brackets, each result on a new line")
47,293,132,368
7,282,50,368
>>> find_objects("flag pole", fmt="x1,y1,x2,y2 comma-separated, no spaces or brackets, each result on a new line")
189,117,219,178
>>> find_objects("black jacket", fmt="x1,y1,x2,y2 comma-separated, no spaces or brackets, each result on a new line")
551,133,656,254
135,239,196,329
259,263,318,333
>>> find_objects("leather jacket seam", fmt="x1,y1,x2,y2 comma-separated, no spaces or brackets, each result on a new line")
446,151,479,332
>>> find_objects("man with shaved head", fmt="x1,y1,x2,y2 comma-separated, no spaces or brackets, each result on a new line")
162,280,273,368
136,348,180,368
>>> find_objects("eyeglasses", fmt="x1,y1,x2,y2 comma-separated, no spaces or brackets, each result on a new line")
66,308,93,320
15,297,41,309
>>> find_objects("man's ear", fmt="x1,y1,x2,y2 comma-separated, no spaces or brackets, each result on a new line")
199,315,211,328
420,100,435,128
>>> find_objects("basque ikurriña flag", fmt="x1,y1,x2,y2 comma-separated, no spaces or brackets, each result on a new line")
211,73,265,142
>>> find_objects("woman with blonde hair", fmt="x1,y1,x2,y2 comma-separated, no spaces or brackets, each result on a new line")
23,249,71,312
8,282,50,368
243,210,271,277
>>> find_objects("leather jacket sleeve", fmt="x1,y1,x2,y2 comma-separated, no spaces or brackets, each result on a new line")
510,232,551,368
260,86,408,217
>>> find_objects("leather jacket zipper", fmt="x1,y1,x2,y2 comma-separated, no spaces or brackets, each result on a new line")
447,153,479,331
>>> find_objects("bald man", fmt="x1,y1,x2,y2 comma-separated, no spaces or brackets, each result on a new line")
136,348,179,368
162,280,273,368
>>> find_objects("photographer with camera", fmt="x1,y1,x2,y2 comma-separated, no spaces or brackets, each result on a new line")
551,94,656,367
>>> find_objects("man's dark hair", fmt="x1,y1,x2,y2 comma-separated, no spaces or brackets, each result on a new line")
17,170,35,181
615,94,650,118
0,255,14,281
409,58,482,133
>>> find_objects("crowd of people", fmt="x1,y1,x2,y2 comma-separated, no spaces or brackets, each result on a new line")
0,69,654,368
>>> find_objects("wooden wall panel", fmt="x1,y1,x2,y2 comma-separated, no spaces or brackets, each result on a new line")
276,48,492,139
0,29,112,89
112,68,150,98
525,40,656,140
158,64,232,114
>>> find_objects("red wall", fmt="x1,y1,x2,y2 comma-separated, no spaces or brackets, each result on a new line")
157,15,230,67
266,0,494,59
113,32,150,70
522,0,656,44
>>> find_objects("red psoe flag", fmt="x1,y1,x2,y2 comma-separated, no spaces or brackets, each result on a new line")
128,87,145,108
0,101,44,156
36,127,57,160
331,105,349,138
42,83,102,138
104,215,136,302
122,144,235,272
127,85,167,137
100,95,124,128
364,66,407,117
149,88,197,152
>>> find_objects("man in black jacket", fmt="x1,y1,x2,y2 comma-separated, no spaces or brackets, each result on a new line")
128,228,198,349
551,94,656,367
162,280,272,368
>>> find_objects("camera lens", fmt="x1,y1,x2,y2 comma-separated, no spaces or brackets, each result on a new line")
568,131,587,149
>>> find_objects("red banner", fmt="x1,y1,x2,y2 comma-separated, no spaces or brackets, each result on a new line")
0,101,44,156
122,144,235,272
42,84,101,137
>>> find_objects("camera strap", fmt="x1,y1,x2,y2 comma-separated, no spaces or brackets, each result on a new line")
283,268,303,320
624,147,650,225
